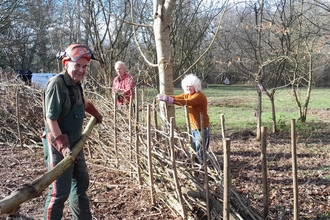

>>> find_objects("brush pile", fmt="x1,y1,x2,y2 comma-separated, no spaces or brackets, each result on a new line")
0,75,261,219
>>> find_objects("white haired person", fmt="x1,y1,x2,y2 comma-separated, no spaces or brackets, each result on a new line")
157,74,210,160
112,61,135,106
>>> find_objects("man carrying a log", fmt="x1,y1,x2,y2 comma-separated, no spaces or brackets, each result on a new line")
42,44,102,220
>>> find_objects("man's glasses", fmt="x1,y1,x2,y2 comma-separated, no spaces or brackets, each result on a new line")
56,45,100,62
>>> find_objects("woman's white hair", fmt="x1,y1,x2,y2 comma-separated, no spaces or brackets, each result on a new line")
181,74,202,93
115,61,127,71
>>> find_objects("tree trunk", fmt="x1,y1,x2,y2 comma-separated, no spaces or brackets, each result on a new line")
300,42,313,123
256,89,262,140
153,0,176,123
265,90,277,133
254,0,265,141
270,94,277,133
0,117,97,216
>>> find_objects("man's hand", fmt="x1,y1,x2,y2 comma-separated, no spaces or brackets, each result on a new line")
51,134,72,157
85,101,103,123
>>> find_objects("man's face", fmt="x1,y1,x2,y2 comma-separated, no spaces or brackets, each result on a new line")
65,58,89,84
116,65,125,77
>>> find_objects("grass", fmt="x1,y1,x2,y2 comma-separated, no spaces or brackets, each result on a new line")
140,84,330,134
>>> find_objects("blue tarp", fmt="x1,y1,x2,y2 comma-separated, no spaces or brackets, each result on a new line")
31,73,57,89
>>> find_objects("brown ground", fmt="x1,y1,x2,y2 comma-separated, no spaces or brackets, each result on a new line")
1,113,330,219
0,143,177,220
219,130,330,220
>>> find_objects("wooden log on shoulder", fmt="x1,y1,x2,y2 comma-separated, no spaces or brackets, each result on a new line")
0,117,97,215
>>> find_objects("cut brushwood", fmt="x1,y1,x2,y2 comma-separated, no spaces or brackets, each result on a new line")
0,117,97,215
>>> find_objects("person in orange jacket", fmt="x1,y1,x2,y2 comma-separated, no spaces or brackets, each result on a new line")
157,74,210,160
42,44,102,220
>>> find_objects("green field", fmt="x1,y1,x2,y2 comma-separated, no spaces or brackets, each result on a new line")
147,84,330,134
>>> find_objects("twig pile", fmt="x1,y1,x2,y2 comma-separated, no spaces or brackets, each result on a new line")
0,83,44,146
82,89,262,219
0,81,261,219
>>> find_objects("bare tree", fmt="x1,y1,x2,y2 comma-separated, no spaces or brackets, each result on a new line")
0,0,58,71
171,0,223,83
288,0,330,122
0,0,20,31
215,0,330,134
153,0,176,121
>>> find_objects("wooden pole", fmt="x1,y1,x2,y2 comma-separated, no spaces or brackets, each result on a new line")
113,92,118,166
184,106,192,160
261,126,269,219
134,87,141,185
146,104,155,204
129,95,133,177
200,113,210,220
15,86,23,149
134,87,139,118
256,90,262,140
220,114,225,139
141,86,145,123
291,119,299,220
153,98,159,148
170,117,186,219
223,138,231,220
0,117,97,215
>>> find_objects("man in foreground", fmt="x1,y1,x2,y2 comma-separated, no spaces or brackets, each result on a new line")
42,44,102,220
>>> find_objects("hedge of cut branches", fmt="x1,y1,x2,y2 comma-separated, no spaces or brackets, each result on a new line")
0,84,44,146
0,80,262,220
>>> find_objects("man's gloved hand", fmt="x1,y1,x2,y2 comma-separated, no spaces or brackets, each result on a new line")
85,101,103,123
157,94,174,104
51,134,72,157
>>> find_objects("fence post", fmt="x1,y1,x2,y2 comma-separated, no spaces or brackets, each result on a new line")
129,95,133,177
223,138,231,220
291,119,299,220
184,106,193,161
113,93,118,166
153,98,159,148
170,117,186,219
200,113,210,220
135,87,141,185
15,86,23,149
220,114,225,139
261,126,269,219
147,104,155,204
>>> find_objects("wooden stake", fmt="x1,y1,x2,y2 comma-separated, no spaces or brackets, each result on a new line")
261,126,269,219
153,98,159,148
113,92,118,166
220,114,225,139
291,119,299,220
147,104,155,204
223,138,231,220
15,86,23,149
135,87,141,185
170,117,186,219
129,95,133,177
184,106,193,161
200,113,210,220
